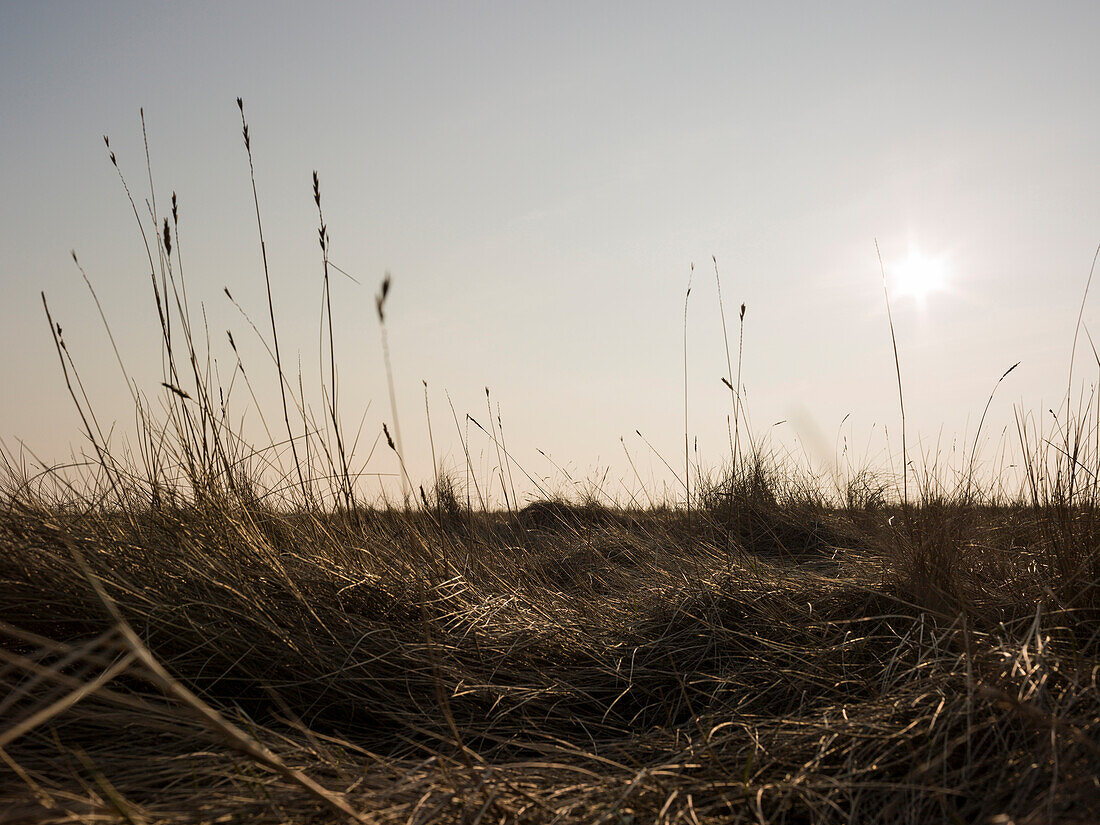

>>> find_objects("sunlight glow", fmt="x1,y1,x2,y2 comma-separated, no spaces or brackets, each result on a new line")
890,248,950,304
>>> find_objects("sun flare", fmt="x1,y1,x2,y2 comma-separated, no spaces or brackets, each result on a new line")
890,248,950,303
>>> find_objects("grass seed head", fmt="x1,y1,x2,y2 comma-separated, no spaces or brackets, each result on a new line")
376,273,391,322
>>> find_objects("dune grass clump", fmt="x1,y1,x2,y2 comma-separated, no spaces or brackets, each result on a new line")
2,107,1099,823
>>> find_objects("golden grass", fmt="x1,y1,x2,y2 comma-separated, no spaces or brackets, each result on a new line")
1,105,1098,823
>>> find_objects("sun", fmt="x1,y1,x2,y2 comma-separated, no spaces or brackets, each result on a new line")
890,248,950,303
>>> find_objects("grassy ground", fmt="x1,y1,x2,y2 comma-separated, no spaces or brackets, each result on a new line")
2,485,1099,823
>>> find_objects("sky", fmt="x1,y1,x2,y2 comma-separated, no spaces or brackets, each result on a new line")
2,1,1099,503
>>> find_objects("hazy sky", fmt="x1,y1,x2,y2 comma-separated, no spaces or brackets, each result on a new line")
2,2,1099,501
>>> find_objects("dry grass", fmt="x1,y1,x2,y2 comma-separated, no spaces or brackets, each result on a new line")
2,106,1099,823
3,492,1099,823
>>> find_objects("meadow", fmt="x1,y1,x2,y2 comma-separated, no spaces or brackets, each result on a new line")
2,107,1099,823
